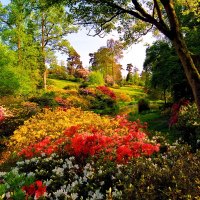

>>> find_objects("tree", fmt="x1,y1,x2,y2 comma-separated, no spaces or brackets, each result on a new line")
0,1,42,94
67,46,83,75
29,3,78,89
49,0,200,112
89,39,123,84
126,63,133,82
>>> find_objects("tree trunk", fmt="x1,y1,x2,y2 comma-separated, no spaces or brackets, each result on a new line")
41,12,46,90
172,34,200,112
160,0,200,112
17,38,22,65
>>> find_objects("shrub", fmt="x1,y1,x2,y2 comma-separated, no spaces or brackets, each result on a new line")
18,117,158,163
138,98,150,113
0,103,40,139
63,85,79,90
115,92,132,102
175,103,200,151
3,139,200,199
29,92,58,108
55,96,90,110
88,71,105,86
78,86,119,115
0,68,20,97
7,108,113,152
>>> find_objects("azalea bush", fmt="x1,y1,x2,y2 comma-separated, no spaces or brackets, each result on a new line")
1,142,199,199
79,86,119,115
169,99,200,151
175,103,200,151
18,118,159,163
7,108,117,152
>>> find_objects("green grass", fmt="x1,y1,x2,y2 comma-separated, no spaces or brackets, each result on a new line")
112,85,147,100
48,79,80,89
128,110,180,143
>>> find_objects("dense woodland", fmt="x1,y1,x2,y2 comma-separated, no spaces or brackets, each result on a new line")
0,0,200,199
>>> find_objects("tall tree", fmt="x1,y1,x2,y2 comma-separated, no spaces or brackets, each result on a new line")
67,46,83,75
89,38,123,84
29,2,78,89
49,0,200,112
126,63,133,82
0,0,42,94
144,40,193,102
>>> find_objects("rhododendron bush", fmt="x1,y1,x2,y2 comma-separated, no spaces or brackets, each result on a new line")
8,108,112,151
18,114,159,163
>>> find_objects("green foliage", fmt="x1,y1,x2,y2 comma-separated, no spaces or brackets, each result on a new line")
88,71,105,86
0,68,20,97
0,169,35,200
29,92,58,108
138,98,150,113
143,40,193,102
48,65,67,80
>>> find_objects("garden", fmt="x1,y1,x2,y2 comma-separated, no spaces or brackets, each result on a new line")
0,79,200,200
1,0,200,199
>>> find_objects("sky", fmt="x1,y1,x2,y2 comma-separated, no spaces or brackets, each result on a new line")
1,0,154,76
63,29,154,75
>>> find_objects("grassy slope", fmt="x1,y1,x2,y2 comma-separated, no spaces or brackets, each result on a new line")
48,79,80,89
46,79,174,140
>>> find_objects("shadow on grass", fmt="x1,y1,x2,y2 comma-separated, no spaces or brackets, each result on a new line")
128,110,180,143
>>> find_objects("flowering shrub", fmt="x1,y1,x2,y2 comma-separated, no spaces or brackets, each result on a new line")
96,86,116,100
0,106,5,122
175,103,200,151
22,180,46,199
0,169,46,200
18,115,159,163
169,98,189,127
0,103,40,140
0,106,13,123
8,108,115,152
6,143,199,199
115,92,131,102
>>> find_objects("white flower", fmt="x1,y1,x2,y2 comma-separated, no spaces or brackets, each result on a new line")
111,187,123,198
71,180,79,188
70,193,78,200
16,161,25,166
25,159,30,164
27,172,35,177
53,189,68,198
52,167,64,177
88,189,104,199
44,179,53,186
0,172,6,177
6,192,11,198
41,153,46,157
62,163,67,169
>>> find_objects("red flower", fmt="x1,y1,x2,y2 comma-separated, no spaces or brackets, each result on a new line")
116,145,133,163
35,180,46,199
22,183,36,196
22,181,46,199
96,86,116,100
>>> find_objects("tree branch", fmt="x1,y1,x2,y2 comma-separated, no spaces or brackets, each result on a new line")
153,0,163,22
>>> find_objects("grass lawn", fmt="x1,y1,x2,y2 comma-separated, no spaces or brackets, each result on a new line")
48,78,80,89
128,110,180,143
113,85,147,100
